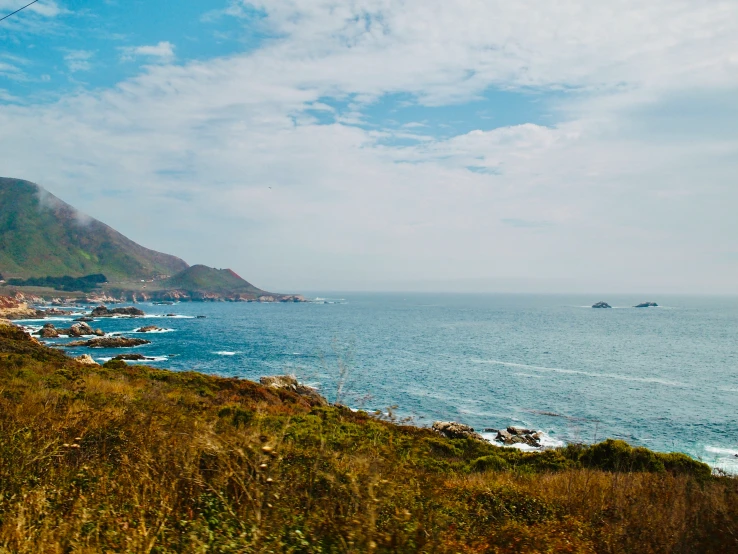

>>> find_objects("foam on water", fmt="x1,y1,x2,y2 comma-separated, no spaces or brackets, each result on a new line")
472,359,689,388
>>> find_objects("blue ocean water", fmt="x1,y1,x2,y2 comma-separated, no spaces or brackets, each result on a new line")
21,293,738,472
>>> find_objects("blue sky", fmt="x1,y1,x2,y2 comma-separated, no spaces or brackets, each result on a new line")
1,1,737,293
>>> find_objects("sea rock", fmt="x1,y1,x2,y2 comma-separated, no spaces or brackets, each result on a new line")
68,322,94,337
75,354,100,366
75,316,95,322
432,421,484,441
112,354,154,361
136,325,162,333
259,375,328,406
36,323,60,338
592,301,612,309
90,305,145,317
507,426,535,436
66,337,151,348
496,426,543,447
634,302,658,308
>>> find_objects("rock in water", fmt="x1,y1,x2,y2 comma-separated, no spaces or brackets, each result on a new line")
634,302,658,308
91,305,145,317
136,325,163,333
432,421,484,441
592,301,612,309
259,375,328,406
496,426,543,447
36,323,60,338
66,337,151,348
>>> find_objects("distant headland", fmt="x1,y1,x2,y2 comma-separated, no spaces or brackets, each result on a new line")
0,177,304,302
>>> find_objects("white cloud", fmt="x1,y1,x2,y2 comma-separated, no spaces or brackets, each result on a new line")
120,41,176,63
64,50,94,73
0,1,736,292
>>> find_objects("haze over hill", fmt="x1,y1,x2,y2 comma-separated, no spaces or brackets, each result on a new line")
0,177,188,281
0,177,298,301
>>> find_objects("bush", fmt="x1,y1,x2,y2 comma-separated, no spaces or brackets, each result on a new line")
470,455,509,472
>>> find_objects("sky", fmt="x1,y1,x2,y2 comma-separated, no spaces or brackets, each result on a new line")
0,0,737,294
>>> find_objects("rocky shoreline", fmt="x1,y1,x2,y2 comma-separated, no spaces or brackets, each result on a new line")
3,294,558,452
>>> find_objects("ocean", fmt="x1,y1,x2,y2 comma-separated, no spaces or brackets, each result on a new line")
18,293,738,473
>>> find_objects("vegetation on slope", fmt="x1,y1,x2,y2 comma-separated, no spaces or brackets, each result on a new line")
0,177,188,280
6,273,107,293
159,265,267,296
0,322,736,552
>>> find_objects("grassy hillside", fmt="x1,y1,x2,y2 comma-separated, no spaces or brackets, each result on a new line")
162,265,266,296
0,177,189,280
0,322,736,552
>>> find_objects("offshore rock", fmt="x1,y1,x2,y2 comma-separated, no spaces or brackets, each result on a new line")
136,325,163,333
634,302,658,308
66,337,150,348
259,375,328,406
91,305,145,317
592,301,612,309
432,421,484,441
37,323,60,338
496,426,543,447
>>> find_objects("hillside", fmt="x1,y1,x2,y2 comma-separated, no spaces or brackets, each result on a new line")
162,265,266,296
104,265,302,301
0,320,735,552
0,177,188,280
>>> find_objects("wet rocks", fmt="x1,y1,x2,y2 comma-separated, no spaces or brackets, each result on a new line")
592,301,612,309
35,322,104,338
112,354,158,361
135,325,162,333
634,302,658,308
432,421,484,441
90,305,145,317
259,375,328,406
495,426,543,447
66,337,151,348
37,323,60,338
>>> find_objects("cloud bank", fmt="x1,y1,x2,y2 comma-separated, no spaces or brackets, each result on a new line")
0,0,736,293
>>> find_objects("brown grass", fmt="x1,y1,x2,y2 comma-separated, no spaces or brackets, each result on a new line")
0,323,736,553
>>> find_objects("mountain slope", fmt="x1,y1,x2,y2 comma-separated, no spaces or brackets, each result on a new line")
0,177,189,280
161,265,266,296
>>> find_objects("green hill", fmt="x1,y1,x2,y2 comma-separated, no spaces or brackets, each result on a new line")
162,265,265,296
0,177,189,280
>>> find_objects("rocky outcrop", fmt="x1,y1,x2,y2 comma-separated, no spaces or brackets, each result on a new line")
66,337,150,348
75,354,100,366
259,375,328,406
592,301,612,309
432,421,484,441
634,302,658,308
91,305,145,317
135,325,163,333
0,295,37,319
35,322,104,338
495,426,543,447
112,354,158,361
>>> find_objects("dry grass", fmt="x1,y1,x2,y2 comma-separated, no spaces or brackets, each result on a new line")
0,323,736,553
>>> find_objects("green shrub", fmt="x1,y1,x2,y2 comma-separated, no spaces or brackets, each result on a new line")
470,455,509,472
